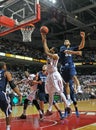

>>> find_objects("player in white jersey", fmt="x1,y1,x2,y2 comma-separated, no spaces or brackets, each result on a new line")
41,33,71,117
16,71,44,120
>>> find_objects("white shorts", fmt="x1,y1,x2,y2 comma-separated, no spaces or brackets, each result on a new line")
27,85,38,102
27,90,38,101
45,71,64,94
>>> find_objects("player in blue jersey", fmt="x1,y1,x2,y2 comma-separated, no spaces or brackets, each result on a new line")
0,62,22,130
59,32,85,102
36,65,48,114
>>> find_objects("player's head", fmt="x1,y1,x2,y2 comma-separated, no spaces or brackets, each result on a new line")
42,65,47,71
0,62,7,70
24,71,29,78
49,47,58,54
64,40,71,46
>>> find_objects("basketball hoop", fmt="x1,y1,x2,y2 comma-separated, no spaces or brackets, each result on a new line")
21,24,35,42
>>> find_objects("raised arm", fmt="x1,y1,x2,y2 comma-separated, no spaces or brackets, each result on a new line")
64,50,82,56
41,33,50,53
78,32,85,50
41,33,58,60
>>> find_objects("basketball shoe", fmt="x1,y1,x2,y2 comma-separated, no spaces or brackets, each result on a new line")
19,114,26,119
45,110,53,116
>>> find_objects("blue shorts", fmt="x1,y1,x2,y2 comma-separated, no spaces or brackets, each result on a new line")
38,92,49,103
60,65,77,82
0,91,12,117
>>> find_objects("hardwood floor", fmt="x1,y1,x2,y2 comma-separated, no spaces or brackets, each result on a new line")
0,99,96,119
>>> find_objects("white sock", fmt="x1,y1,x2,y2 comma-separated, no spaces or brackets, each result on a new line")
48,106,53,111
59,92,69,107
39,110,42,115
6,125,11,130
48,93,53,111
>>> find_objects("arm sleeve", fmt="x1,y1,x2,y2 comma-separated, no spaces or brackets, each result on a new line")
9,80,16,89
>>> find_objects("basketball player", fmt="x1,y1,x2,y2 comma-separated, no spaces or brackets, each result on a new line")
17,71,44,120
59,32,85,103
0,62,22,130
36,65,64,119
41,33,71,117
36,65,48,114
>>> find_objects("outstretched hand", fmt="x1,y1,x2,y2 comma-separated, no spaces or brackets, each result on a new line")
80,32,85,38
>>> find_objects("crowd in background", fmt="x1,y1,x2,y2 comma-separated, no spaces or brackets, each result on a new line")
0,38,96,99
5,70,96,99
0,39,96,62
0,39,46,59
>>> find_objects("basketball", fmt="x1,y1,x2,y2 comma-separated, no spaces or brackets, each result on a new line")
40,26,49,34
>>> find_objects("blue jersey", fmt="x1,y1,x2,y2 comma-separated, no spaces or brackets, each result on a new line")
59,45,78,66
0,70,7,92
37,71,46,93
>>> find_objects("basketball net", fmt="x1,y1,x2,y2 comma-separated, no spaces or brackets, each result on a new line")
21,24,35,42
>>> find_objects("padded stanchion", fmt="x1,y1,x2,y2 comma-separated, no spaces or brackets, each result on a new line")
0,15,15,28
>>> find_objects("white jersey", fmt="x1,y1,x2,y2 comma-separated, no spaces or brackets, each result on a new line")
21,74,35,85
47,54,58,74
28,74,36,81
22,74,37,101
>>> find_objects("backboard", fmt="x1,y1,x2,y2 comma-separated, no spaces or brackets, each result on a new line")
0,0,40,36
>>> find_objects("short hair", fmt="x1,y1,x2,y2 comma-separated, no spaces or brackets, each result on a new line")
0,62,6,69
52,47,58,53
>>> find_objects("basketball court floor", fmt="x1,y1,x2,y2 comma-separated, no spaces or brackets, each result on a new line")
0,99,96,130
0,1,96,130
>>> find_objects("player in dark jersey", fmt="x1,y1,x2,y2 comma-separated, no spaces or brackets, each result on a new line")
36,65,48,114
59,32,85,102
0,62,22,130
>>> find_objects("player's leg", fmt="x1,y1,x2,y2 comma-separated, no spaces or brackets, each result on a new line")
72,75,82,93
69,80,79,117
65,82,72,105
32,99,44,120
0,92,12,130
53,101,64,119
38,92,46,114
60,67,71,103
45,91,53,116
6,114,12,130
53,72,70,108
71,66,82,94
53,72,72,117
20,98,29,119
